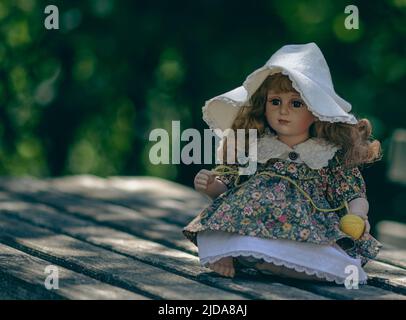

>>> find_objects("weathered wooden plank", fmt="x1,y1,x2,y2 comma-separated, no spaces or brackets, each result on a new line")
55,177,406,276
45,177,406,272
0,175,205,226
376,245,406,270
3,193,406,300
49,175,209,225
1,177,405,299
377,220,406,250
0,179,197,254
0,243,148,300
0,271,60,300
287,280,405,300
364,260,406,295
0,214,246,300
0,193,328,300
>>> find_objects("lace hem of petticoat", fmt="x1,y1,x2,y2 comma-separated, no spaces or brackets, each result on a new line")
200,250,368,285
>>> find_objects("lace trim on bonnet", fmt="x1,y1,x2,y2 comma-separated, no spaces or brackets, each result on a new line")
201,68,356,130
216,127,340,170
202,96,243,131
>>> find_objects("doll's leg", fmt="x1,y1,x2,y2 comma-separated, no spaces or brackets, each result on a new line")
255,262,326,282
208,256,235,278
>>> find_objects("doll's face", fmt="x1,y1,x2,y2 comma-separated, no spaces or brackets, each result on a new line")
265,90,316,138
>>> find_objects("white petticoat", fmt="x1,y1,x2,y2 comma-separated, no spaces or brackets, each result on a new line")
197,230,368,285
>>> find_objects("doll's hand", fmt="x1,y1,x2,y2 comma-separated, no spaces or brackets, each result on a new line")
194,169,218,192
354,213,371,236
348,198,370,236
364,219,371,234
348,212,371,237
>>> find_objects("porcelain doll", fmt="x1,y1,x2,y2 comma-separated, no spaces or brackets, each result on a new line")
183,43,382,284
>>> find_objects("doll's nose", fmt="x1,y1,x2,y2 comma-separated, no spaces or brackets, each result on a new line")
279,102,290,115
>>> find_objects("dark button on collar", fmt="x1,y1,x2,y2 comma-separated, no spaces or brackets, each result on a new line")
288,151,299,161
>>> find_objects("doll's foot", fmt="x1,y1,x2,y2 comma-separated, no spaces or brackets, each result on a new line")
208,257,235,278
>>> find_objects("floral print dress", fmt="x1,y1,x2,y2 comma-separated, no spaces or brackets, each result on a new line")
183,131,382,284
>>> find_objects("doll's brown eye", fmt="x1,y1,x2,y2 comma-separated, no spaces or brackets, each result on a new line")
292,100,303,108
269,98,281,106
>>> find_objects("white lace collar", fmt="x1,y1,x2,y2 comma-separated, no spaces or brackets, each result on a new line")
251,128,340,169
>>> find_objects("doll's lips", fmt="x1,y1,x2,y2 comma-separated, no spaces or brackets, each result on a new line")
278,119,290,125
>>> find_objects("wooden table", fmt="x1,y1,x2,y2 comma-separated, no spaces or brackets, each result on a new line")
0,175,405,300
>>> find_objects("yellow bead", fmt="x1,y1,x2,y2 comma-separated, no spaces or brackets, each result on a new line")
339,214,365,240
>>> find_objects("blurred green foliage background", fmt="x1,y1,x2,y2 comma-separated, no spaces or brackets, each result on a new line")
0,0,405,227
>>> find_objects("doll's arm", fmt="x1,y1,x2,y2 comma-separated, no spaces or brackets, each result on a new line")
194,169,228,200
348,197,371,233
326,159,371,234
206,178,228,199
348,197,369,219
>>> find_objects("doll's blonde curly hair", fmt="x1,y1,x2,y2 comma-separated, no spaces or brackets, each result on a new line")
222,73,382,168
